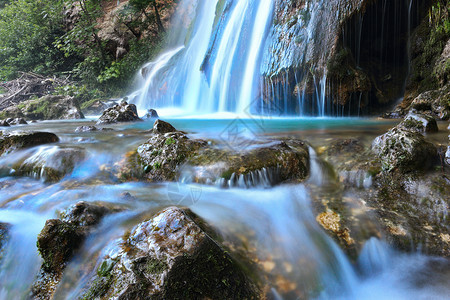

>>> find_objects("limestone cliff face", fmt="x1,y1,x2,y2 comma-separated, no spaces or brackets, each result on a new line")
261,0,369,78
259,0,438,115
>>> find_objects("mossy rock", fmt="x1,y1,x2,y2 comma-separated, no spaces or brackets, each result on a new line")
372,127,438,173
0,131,59,157
15,146,86,182
188,140,310,187
135,131,207,182
20,95,85,120
398,112,439,133
80,207,260,299
32,202,122,299
97,101,141,124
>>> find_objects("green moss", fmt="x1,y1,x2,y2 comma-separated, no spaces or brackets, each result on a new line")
146,258,167,275
165,137,176,146
154,162,161,169
221,169,234,180
80,274,114,300
80,98,100,110
97,259,116,277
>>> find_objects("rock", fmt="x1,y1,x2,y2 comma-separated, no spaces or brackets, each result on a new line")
380,111,404,119
371,172,450,257
0,131,59,157
188,140,310,188
152,119,176,134
75,125,114,133
36,219,87,274
326,139,364,155
398,112,439,133
81,100,112,116
15,146,86,182
79,207,259,299
21,95,85,120
124,121,309,185
97,101,141,124
143,108,159,119
409,85,450,121
75,125,98,133
0,120,10,127
134,131,207,182
6,117,27,125
0,106,25,119
60,201,115,227
32,202,120,299
372,127,438,172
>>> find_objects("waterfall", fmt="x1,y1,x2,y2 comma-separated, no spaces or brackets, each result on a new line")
130,0,420,117
131,0,275,116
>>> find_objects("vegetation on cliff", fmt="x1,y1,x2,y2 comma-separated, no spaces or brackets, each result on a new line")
0,0,176,97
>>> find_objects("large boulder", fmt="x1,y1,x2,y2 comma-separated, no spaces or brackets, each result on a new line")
397,112,439,134
32,202,120,299
126,121,309,186
79,207,259,299
15,146,86,182
20,95,85,120
0,131,59,157
187,140,310,188
97,101,141,124
372,127,437,172
409,85,450,121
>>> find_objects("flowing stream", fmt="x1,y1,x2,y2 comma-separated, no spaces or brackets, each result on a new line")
0,119,448,299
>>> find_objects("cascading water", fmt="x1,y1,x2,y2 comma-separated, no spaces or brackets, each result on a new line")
131,0,423,117
0,120,448,299
131,0,275,116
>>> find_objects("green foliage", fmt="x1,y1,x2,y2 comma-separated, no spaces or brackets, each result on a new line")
54,84,105,104
429,1,450,35
0,0,73,80
0,0,176,97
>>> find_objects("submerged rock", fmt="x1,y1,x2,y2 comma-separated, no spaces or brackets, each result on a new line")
97,101,141,124
75,125,114,133
15,146,86,182
80,207,259,299
0,131,59,157
372,127,437,172
398,112,439,134
32,202,120,299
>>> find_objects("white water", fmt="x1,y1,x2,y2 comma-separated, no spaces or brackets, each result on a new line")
131,0,275,116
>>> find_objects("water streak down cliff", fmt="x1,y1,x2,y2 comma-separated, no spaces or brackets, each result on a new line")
133,0,427,116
